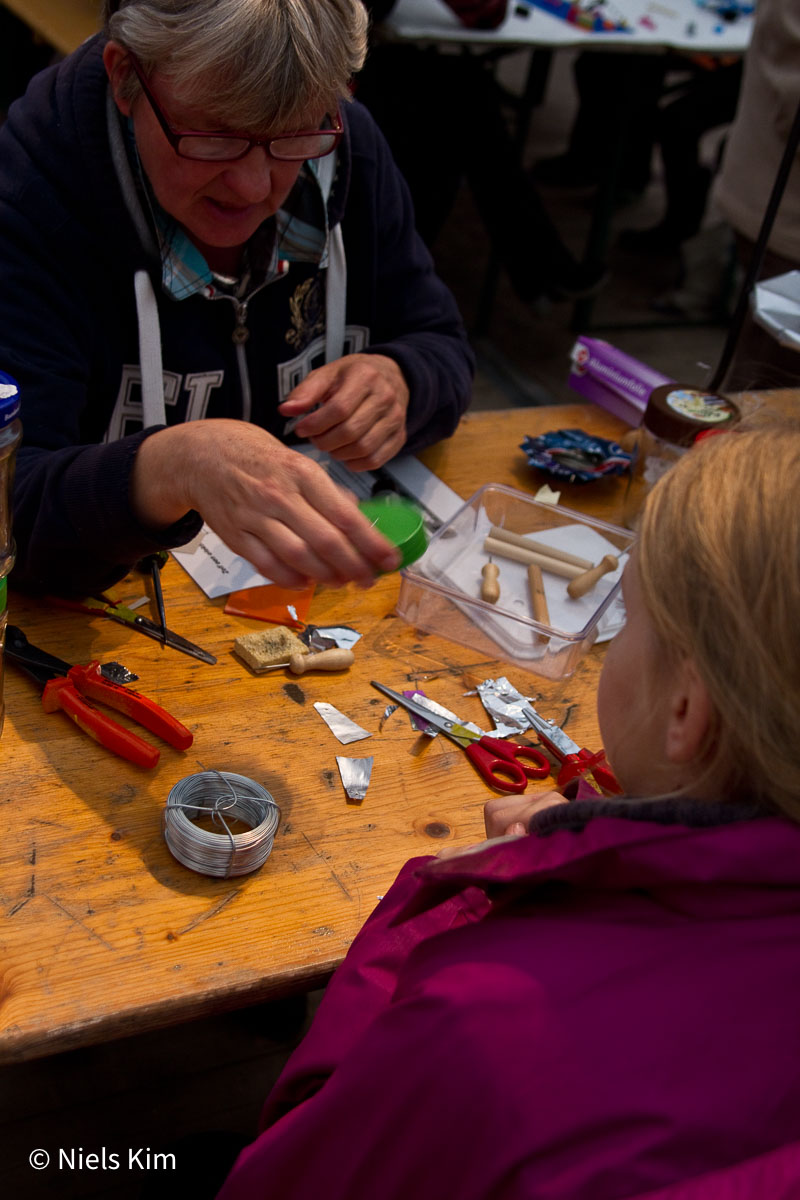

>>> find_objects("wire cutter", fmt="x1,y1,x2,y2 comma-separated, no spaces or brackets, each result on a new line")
5,626,194,769
372,681,551,793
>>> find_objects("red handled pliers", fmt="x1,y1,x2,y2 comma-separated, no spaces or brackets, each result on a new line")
5,625,193,769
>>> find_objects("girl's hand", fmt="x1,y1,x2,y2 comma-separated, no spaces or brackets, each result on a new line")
483,790,568,839
436,791,568,861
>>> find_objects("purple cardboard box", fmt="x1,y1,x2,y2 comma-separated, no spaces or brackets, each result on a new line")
568,337,674,427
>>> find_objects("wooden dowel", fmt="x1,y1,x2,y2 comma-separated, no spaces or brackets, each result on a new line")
488,525,592,570
483,536,585,580
566,555,619,600
480,560,500,604
527,564,550,626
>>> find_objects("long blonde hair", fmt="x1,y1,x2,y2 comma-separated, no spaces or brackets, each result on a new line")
637,424,800,818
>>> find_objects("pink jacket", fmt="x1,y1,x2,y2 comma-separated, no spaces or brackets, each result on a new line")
217,800,800,1200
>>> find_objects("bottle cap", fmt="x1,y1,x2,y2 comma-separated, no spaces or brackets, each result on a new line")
644,384,739,446
358,495,428,570
0,372,20,428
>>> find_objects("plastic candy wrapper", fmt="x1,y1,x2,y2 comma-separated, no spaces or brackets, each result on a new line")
520,429,632,484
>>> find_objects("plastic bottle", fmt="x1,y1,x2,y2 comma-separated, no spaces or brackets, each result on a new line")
623,384,740,529
0,371,22,736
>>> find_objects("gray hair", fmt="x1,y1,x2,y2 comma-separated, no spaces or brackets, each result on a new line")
102,0,369,128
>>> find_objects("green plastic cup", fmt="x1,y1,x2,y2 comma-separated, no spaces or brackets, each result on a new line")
359,494,428,571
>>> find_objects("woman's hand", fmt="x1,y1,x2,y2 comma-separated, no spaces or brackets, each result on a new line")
130,419,400,588
278,353,410,471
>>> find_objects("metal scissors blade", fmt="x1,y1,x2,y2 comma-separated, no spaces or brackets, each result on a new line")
371,681,475,745
52,597,218,665
371,681,550,792
125,609,217,665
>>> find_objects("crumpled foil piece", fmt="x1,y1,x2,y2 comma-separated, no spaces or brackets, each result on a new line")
477,676,536,733
313,702,372,744
304,624,362,652
336,755,374,801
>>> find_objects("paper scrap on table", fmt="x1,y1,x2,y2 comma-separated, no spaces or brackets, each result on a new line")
172,523,272,599
336,755,374,801
314,702,372,744
534,483,561,505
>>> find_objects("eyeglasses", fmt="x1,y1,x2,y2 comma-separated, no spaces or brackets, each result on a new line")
127,54,342,163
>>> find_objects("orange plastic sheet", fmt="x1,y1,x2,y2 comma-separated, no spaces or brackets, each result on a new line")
223,582,315,628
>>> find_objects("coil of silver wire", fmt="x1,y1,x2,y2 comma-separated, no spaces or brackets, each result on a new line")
164,770,280,878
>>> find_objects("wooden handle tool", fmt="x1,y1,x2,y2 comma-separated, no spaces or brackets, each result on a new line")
488,525,592,570
567,555,619,600
288,649,355,674
483,536,585,580
481,560,500,604
527,564,550,625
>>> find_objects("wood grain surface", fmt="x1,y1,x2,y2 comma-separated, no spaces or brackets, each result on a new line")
1,395,791,1063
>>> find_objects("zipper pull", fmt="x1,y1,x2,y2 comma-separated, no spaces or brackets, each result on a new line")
233,299,249,345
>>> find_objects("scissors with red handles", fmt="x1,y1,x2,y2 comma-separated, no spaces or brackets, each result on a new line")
372,681,551,793
5,625,193,769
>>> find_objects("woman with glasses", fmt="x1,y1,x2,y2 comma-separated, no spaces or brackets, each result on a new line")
0,0,474,596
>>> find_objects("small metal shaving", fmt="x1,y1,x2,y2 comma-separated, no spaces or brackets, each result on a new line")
336,756,374,801
314,701,372,744
379,703,398,731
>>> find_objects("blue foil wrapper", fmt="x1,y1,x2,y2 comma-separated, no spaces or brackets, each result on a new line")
520,428,632,484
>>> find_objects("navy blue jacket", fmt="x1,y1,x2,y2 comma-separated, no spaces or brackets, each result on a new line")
0,36,473,594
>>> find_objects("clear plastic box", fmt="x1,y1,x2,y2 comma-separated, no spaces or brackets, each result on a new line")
396,483,636,680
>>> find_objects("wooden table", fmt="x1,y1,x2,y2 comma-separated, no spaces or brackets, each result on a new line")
0,403,669,1064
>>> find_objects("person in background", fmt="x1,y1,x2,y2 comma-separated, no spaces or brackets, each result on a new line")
531,50,666,198
357,0,608,306
713,0,800,389
533,49,742,255
0,0,474,597
216,423,800,1199
618,55,742,254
